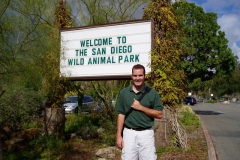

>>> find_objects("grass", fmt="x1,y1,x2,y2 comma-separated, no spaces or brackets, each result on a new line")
179,112,200,127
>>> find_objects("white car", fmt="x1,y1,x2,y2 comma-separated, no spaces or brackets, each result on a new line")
63,95,98,113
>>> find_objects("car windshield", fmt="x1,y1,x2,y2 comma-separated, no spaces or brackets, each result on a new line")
65,96,78,103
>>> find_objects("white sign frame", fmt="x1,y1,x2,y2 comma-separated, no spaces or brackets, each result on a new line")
60,19,153,80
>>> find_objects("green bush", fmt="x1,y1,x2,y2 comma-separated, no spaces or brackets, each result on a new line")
31,134,65,159
65,114,84,133
0,85,43,132
76,124,99,140
5,150,41,160
205,100,217,103
65,113,100,140
93,107,117,145
65,110,117,144
4,134,64,160
179,112,200,127
100,134,116,146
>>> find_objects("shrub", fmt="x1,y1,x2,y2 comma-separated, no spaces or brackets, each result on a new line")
65,110,117,144
30,134,64,159
65,114,84,133
92,107,117,145
65,113,100,140
205,100,217,103
179,112,200,127
76,124,99,140
100,134,116,146
0,85,43,132
4,134,64,160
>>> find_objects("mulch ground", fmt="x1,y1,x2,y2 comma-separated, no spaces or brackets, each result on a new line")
159,125,208,160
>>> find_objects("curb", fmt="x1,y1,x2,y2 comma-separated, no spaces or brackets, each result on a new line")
199,117,218,160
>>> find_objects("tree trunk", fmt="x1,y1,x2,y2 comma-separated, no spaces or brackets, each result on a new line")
44,108,65,136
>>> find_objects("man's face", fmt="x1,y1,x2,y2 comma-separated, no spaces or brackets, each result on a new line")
131,68,145,88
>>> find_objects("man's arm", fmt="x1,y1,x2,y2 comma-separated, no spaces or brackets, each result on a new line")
131,99,163,119
116,114,125,149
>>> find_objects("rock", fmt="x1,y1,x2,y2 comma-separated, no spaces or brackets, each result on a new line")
107,153,116,159
223,101,230,104
4,138,24,151
71,133,77,139
4,138,23,145
232,98,237,102
96,146,121,159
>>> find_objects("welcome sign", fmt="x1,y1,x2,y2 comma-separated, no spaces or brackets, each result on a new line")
60,19,152,80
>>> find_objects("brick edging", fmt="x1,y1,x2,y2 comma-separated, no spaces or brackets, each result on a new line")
198,116,218,160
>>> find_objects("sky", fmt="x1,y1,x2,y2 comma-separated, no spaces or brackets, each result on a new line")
188,0,240,59
71,0,240,59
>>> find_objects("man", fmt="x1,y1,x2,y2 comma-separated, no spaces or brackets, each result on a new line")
116,64,163,160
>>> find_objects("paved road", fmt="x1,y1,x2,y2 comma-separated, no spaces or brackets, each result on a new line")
191,102,240,160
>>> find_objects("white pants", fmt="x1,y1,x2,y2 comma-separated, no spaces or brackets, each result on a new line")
122,127,157,160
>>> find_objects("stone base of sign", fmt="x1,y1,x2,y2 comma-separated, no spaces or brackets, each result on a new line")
154,109,170,148
44,108,65,136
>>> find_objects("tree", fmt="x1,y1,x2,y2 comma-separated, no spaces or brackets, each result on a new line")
42,0,78,136
173,2,237,84
143,0,187,148
188,78,204,95
90,80,131,120
0,0,75,137
0,0,56,127
0,0,11,87
0,0,57,98
0,0,59,155
212,63,240,97
70,0,149,26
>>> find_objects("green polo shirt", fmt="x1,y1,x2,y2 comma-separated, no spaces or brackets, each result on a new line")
116,85,163,128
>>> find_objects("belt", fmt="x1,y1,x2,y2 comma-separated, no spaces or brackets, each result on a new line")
124,125,151,131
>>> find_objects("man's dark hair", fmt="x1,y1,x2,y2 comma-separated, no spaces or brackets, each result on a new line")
132,64,145,75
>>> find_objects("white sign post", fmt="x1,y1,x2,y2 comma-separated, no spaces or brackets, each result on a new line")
60,20,152,80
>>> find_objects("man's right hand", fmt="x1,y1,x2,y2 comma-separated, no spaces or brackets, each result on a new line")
116,135,124,149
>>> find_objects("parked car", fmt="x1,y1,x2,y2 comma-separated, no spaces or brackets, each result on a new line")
184,96,197,105
63,95,99,113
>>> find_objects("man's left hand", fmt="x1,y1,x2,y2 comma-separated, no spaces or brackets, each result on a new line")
131,99,143,111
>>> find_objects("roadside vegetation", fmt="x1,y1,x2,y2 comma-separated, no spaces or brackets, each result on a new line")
157,105,207,159
3,105,207,160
